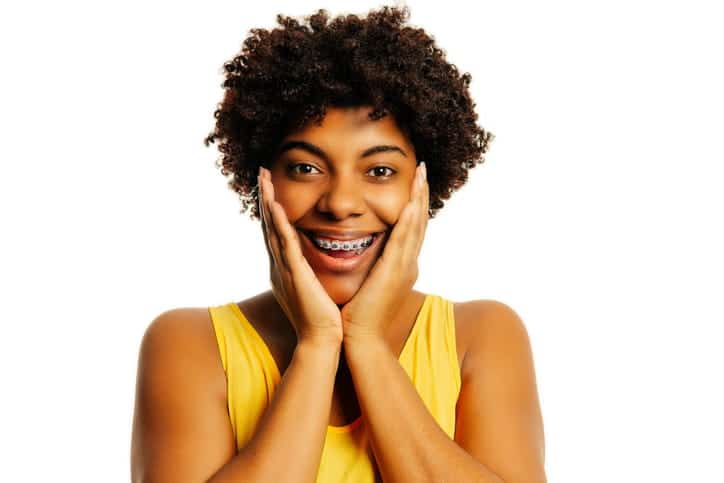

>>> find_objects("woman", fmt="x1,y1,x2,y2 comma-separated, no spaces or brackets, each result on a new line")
131,6,546,482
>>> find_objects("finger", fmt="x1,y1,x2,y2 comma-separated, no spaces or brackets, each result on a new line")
380,168,420,263
261,173,289,263
406,164,425,259
260,169,320,285
260,173,285,270
264,201,314,279
395,164,423,238
416,162,429,253
259,173,289,301
259,171,298,309
267,193,321,286
258,173,274,257
263,175,305,310
262,171,315,283
266,198,295,269
258,173,274,265
258,173,272,255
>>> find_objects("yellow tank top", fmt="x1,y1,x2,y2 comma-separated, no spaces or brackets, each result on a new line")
208,293,461,482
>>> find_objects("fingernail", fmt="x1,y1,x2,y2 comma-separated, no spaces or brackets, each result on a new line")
421,161,427,180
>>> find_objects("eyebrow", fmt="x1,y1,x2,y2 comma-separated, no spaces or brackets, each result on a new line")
275,140,407,162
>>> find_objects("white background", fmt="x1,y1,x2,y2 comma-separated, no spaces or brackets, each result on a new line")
1,0,722,481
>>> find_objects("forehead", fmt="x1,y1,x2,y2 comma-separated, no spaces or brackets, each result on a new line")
281,106,414,156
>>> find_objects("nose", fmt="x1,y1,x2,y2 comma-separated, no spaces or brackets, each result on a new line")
315,173,366,220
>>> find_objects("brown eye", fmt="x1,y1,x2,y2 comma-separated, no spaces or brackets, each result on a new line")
290,163,321,175
367,166,395,178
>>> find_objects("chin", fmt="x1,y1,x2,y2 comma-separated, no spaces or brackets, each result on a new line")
317,273,364,306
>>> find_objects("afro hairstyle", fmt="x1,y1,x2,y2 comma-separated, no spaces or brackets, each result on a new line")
204,5,494,219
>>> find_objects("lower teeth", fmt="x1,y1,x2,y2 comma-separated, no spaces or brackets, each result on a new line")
325,247,366,255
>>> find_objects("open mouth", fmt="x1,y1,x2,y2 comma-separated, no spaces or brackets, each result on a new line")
300,231,384,259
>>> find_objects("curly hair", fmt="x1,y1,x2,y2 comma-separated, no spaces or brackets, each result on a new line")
204,5,494,220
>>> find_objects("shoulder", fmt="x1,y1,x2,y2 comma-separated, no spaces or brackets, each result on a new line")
454,299,532,379
136,307,226,401
452,299,547,480
140,307,215,354
143,307,211,341
132,307,233,481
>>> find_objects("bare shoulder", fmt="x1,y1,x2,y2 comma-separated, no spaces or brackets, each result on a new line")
453,299,547,481
140,307,218,350
141,307,213,341
454,299,530,372
137,307,226,400
131,307,233,483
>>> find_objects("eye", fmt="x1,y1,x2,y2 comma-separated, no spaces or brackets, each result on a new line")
289,163,321,175
367,166,396,178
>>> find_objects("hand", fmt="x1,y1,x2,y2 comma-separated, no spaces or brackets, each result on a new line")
340,162,429,344
258,167,343,347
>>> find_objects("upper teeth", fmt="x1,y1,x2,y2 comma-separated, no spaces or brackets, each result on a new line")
313,235,374,251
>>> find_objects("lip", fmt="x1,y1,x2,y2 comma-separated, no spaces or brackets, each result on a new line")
299,229,385,273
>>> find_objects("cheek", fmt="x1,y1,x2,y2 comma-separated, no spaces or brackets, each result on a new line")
366,189,409,225
274,184,316,221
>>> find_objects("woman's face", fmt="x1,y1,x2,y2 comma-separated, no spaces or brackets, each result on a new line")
267,105,418,305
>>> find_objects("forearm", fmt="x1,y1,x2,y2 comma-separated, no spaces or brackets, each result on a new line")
345,338,504,483
209,339,340,483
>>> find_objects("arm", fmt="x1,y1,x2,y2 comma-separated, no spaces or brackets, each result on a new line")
453,301,547,482
343,301,546,483
344,337,504,483
131,309,341,483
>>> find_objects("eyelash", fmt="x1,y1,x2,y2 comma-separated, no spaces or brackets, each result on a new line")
289,163,396,178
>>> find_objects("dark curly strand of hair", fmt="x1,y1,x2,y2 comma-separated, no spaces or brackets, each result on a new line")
204,5,494,220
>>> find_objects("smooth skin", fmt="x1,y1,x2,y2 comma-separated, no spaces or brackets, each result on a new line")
131,107,546,482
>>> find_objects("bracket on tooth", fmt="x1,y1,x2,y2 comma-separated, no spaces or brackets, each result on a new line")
315,236,373,251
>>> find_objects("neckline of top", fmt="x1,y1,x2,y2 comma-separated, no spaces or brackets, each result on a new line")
227,293,433,432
